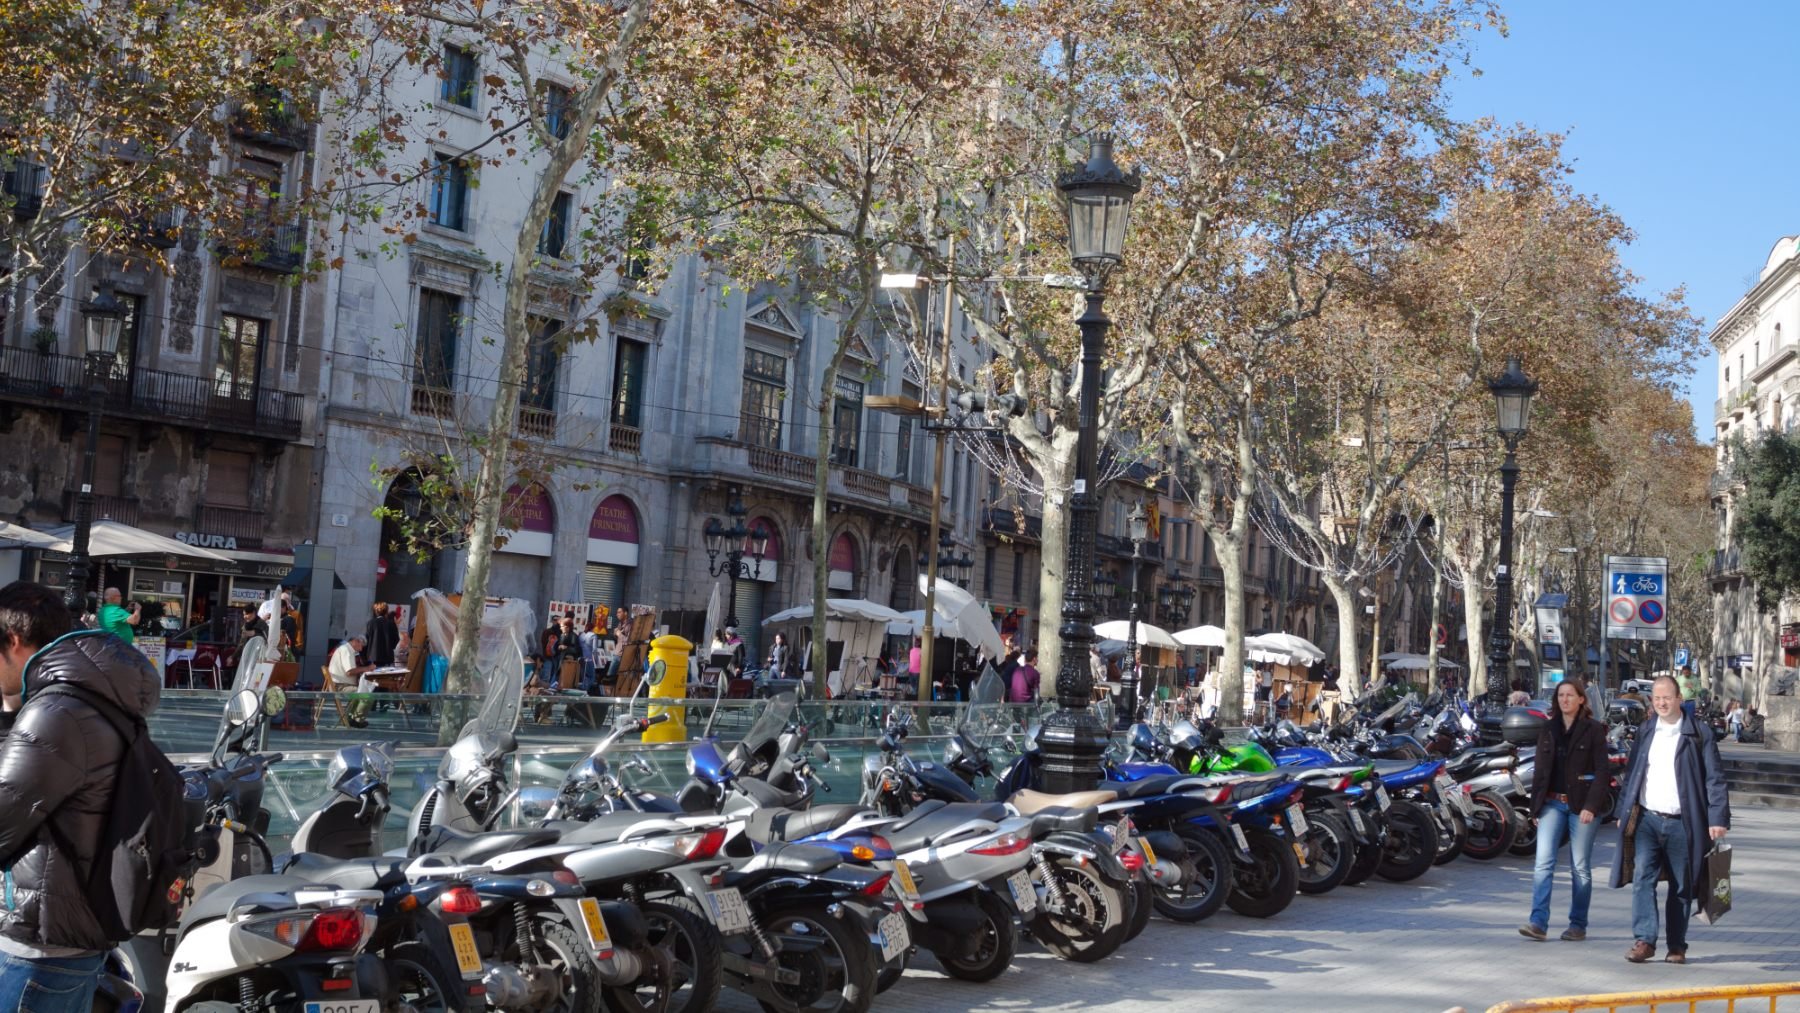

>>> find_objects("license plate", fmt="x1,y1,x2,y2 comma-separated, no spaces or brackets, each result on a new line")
1230,824,1249,852
1375,785,1392,811
1006,869,1036,913
576,897,611,950
1451,789,1474,816
1435,774,1456,796
1138,836,1157,867
877,910,909,962
1292,841,1308,866
447,922,483,977
706,888,752,934
1347,807,1366,834
891,860,922,904
1286,804,1309,836
305,1003,379,1013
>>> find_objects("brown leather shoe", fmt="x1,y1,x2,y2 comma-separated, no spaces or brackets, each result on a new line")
1666,952,1686,964
1626,941,1656,963
1561,928,1586,941
1519,924,1547,941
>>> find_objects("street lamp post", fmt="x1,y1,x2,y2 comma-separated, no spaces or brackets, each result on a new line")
1041,133,1141,793
702,490,769,632
1118,501,1149,728
63,284,126,616
1486,355,1538,707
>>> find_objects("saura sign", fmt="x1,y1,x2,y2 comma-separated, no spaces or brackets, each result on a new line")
176,531,239,551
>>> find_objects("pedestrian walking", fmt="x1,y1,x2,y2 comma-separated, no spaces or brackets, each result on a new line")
1612,674,1730,965
362,602,399,667
767,632,790,680
1008,648,1041,704
1520,677,1610,942
1725,701,1744,741
0,580,161,1010
95,587,139,644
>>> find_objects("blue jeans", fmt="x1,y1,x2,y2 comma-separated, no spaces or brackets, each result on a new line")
1529,798,1600,931
1632,809,1691,952
0,950,104,1013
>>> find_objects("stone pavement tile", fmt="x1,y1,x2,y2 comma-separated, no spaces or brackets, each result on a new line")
719,807,1800,1013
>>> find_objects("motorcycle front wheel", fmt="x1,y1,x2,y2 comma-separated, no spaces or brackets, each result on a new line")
614,898,723,1013
1154,825,1230,923
753,907,877,1013
1295,813,1354,896
935,891,1017,982
1376,800,1440,882
1432,804,1467,865
1460,789,1518,861
1509,802,1538,856
1025,856,1129,962
1224,827,1299,918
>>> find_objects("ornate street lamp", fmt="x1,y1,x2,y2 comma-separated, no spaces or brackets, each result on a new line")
936,528,973,589
1044,133,1141,792
702,489,767,630
1118,501,1150,728
64,284,125,615
1486,355,1537,706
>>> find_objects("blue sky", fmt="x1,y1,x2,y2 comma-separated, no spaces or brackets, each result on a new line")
1445,1,1800,443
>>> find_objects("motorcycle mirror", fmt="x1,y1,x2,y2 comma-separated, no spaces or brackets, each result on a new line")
226,689,260,727
812,742,831,764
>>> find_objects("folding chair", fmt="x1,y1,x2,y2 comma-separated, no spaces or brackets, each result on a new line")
188,651,220,690
315,665,349,729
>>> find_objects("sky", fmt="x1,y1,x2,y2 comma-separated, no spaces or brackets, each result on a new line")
1444,0,1800,443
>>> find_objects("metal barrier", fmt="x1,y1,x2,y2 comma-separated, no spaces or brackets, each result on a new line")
1486,981,1800,1013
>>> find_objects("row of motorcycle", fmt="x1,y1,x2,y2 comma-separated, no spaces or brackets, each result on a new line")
98,641,1584,1013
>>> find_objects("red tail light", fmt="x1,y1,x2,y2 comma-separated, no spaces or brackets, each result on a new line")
1527,709,1548,720
298,908,364,953
1119,849,1145,872
860,872,892,897
552,869,580,886
1333,775,1354,792
439,886,482,915
869,835,893,853
687,826,728,861
1206,784,1232,805
970,833,1031,857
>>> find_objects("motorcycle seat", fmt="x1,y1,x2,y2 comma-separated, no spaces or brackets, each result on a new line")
554,811,691,846
882,801,1010,854
1370,759,1419,776
1287,765,1363,782
1028,806,1095,837
1009,788,1116,815
744,804,870,844
737,841,841,876
280,852,405,890
417,825,562,863
177,874,314,941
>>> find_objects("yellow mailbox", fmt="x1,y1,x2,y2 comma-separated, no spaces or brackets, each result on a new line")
642,634,693,742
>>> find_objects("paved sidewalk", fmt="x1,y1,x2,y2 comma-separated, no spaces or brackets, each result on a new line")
723,806,1800,1013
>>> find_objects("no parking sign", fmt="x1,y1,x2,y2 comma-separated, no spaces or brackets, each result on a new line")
1604,555,1668,641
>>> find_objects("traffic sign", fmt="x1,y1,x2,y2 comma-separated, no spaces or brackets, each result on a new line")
1674,647,1691,667
1604,554,1668,642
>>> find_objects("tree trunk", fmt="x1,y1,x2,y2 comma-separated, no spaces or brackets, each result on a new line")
439,3,648,745
810,371,835,700
1323,574,1361,699
1215,531,1246,723
1425,555,1444,695
1029,434,1076,695
1462,580,1489,698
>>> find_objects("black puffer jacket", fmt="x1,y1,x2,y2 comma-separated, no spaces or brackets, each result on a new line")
0,631,161,951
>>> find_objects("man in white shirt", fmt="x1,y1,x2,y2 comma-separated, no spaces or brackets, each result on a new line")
1614,675,1729,965
327,632,375,728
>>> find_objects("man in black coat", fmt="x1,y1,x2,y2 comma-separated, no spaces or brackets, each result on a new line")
1611,674,1730,965
0,580,161,1009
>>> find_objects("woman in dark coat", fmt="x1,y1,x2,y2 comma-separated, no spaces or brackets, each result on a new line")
1520,677,1611,941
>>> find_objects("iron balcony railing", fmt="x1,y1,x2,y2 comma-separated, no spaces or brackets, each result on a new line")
0,346,303,441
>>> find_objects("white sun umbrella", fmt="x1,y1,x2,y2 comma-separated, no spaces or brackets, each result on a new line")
1175,624,1229,648
703,580,724,640
1092,619,1182,651
761,598,908,625
40,519,233,561
1382,652,1463,671
917,574,1007,660
1245,632,1326,666
0,522,62,550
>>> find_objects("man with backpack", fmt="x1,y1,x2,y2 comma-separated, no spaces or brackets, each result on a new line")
0,580,166,1010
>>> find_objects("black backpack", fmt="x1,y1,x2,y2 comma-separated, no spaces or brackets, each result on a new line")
36,681,194,939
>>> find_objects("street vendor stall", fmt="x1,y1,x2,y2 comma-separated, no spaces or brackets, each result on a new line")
762,598,907,697
1247,632,1327,714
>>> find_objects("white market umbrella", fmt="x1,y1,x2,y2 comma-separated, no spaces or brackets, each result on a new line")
1175,624,1229,648
1245,632,1325,666
40,519,233,561
762,598,908,626
1093,619,1182,651
703,580,724,639
1383,652,1461,672
917,575,1007,660
0,522,62,550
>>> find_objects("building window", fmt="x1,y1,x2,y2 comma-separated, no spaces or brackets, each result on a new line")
103,290,144,380
441,45,477,108
214,314,265,399
611,337,647,429
539,191,572,258
205,450,254,508
740,347,786,448
414,289,460,391
1012,549,1024,600
542,82,571,140
983,545,996,596
95,435,127,498
523,316,560,412
832,376,864,466
428,154,469,231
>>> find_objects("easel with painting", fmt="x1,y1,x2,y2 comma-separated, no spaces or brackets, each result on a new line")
610,605,658,698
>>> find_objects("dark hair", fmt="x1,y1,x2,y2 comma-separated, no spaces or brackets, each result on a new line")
1025,648,1038,663
1554,677,1593,723
0,581,73,653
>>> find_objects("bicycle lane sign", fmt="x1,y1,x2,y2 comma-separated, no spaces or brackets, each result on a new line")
1604,554,1668,641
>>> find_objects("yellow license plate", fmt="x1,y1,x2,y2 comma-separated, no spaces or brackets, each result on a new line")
1138,837,1157,867
577,898,611,949
892,860,921,901
447,922,483,977
1291,841,1308,867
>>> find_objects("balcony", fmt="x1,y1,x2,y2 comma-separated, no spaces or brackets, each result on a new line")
518,406,555,441
230,89,311,150
0,346,303,442
131,209,180,249
1096,532,1165,563
4,161,44,220
194,505,266,549
980,505,1042,542
693,437,931,521
247,222,305,273
608,423,642,457
60,490,141,527
746,443,813,484
1750,337,1798,383
1710,547,1743,581
844,467,889,501
410,386,453,418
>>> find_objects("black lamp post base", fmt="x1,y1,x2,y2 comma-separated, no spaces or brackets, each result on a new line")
1036,705,1112,793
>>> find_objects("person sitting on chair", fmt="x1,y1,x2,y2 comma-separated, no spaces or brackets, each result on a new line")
328,632,376,728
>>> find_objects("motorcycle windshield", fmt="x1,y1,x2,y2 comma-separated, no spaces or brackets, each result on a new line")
1369,692,1418,728
212,635,268,749
439,731,507,782
330,743,395,794
963,669,1010,751
741,691,797,753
